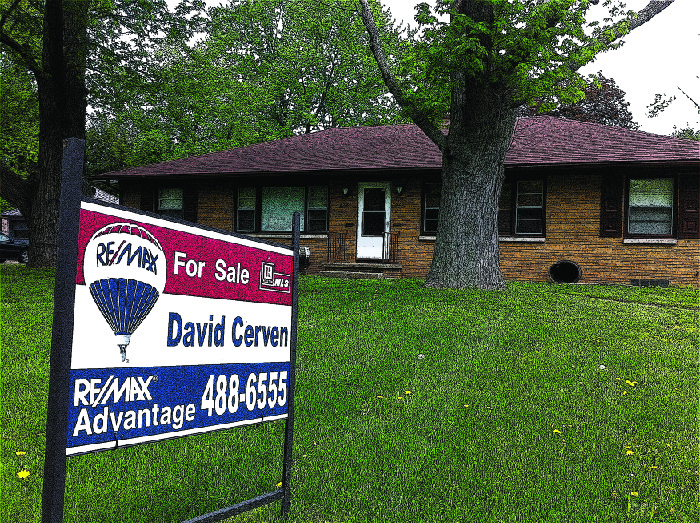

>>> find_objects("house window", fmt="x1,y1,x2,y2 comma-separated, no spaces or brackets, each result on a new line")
158,188,183,219
628,178,673,235
515,180,544,234
498,178,545,236
262,187,306,231
237,187,256,232
423,183,441,233
237,186,328,233
422,179,544,236
307,186,328,232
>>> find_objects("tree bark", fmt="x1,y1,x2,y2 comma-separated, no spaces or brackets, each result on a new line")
15,0,88,267
425,77,517,290
29,0,65,266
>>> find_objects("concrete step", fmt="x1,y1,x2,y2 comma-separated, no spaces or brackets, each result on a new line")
319,270,398,280
325,262,401,270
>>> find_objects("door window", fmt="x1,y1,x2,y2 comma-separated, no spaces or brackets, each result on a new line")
362,188,386,236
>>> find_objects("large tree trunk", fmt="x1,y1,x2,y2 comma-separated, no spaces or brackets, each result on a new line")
28,0,65,267
425,80,517,290
26,0,88,267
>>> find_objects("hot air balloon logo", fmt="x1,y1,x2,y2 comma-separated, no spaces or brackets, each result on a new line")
83,222,167,363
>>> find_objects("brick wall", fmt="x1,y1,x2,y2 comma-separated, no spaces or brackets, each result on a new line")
497,173,700,287
389,173,699,287
117,173,700,287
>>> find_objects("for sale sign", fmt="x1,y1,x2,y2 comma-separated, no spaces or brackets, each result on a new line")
67,201,295,455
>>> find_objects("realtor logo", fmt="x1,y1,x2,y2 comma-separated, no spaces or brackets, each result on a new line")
83,223,167,363
259,261,291,293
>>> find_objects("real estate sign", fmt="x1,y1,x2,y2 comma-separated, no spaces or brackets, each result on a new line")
68,202,295,455
42,138,299,523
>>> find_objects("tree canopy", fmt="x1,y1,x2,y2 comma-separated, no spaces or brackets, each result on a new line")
517,71,638,129
0,0,207,265
85,0,413,177
0,49,39,213
359,0,677,289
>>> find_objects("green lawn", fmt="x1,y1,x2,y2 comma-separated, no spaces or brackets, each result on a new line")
1,265,698,522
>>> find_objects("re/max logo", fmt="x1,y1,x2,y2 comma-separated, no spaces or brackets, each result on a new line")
73,376,154,407
96,241,158,274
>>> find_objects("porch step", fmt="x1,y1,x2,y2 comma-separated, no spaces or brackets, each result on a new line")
319,271,396,280
324,262,401,271
320,262,402,280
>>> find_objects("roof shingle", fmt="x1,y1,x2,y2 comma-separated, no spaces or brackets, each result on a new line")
99,116,700,178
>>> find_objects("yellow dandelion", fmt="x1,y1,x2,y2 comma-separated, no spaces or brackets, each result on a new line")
405,391,411,395
277,482,283,488
622,391,627,395
397,396,403,399
650,466,658,469
626,450,634,455
631,492,639,497
616,377,621,380
666,444,672,448
464,404,469,408
376,395,383,399
17,469,30,479
15,451,26,456
626,380,638,386
553,429,561,434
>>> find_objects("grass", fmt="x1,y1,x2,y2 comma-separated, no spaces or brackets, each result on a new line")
1,265,698,522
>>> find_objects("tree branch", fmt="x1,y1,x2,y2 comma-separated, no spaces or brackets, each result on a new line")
568,0,676,73
0,160,32,216
0,0,22,30
357,0,445,150
678,86,700,114
0,32,45,79
0,0,46,77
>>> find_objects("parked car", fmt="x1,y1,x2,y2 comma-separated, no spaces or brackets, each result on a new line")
0,233,29,263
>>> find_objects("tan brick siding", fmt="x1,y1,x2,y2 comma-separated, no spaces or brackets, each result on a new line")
118,174,700,287
118,180,141,210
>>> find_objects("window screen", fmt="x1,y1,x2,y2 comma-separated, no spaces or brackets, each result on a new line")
307,186,328,232
628,178,673,235
362,188,386,236
424,183,440,233
498,181,512,235
261,187,305,231
515,180,543,234
158,188,183,219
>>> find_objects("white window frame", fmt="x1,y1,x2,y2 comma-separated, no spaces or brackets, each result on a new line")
627,178,674,237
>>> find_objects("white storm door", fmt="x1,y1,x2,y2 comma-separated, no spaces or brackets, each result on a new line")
357,182,391,259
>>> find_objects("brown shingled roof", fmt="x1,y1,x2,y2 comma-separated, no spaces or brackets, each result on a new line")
99,116,700,178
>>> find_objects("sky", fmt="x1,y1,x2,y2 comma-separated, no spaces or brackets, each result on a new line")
186,0,700,136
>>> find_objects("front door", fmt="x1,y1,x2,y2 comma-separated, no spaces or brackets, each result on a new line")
357,182,391,260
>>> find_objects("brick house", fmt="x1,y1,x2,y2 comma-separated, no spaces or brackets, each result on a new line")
98,116,700,287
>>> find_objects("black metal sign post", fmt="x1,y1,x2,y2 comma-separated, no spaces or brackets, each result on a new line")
42,138,85,523
42,166,299,522
182,211,300,523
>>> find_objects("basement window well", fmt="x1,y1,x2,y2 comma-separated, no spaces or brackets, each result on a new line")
549,260,582,284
